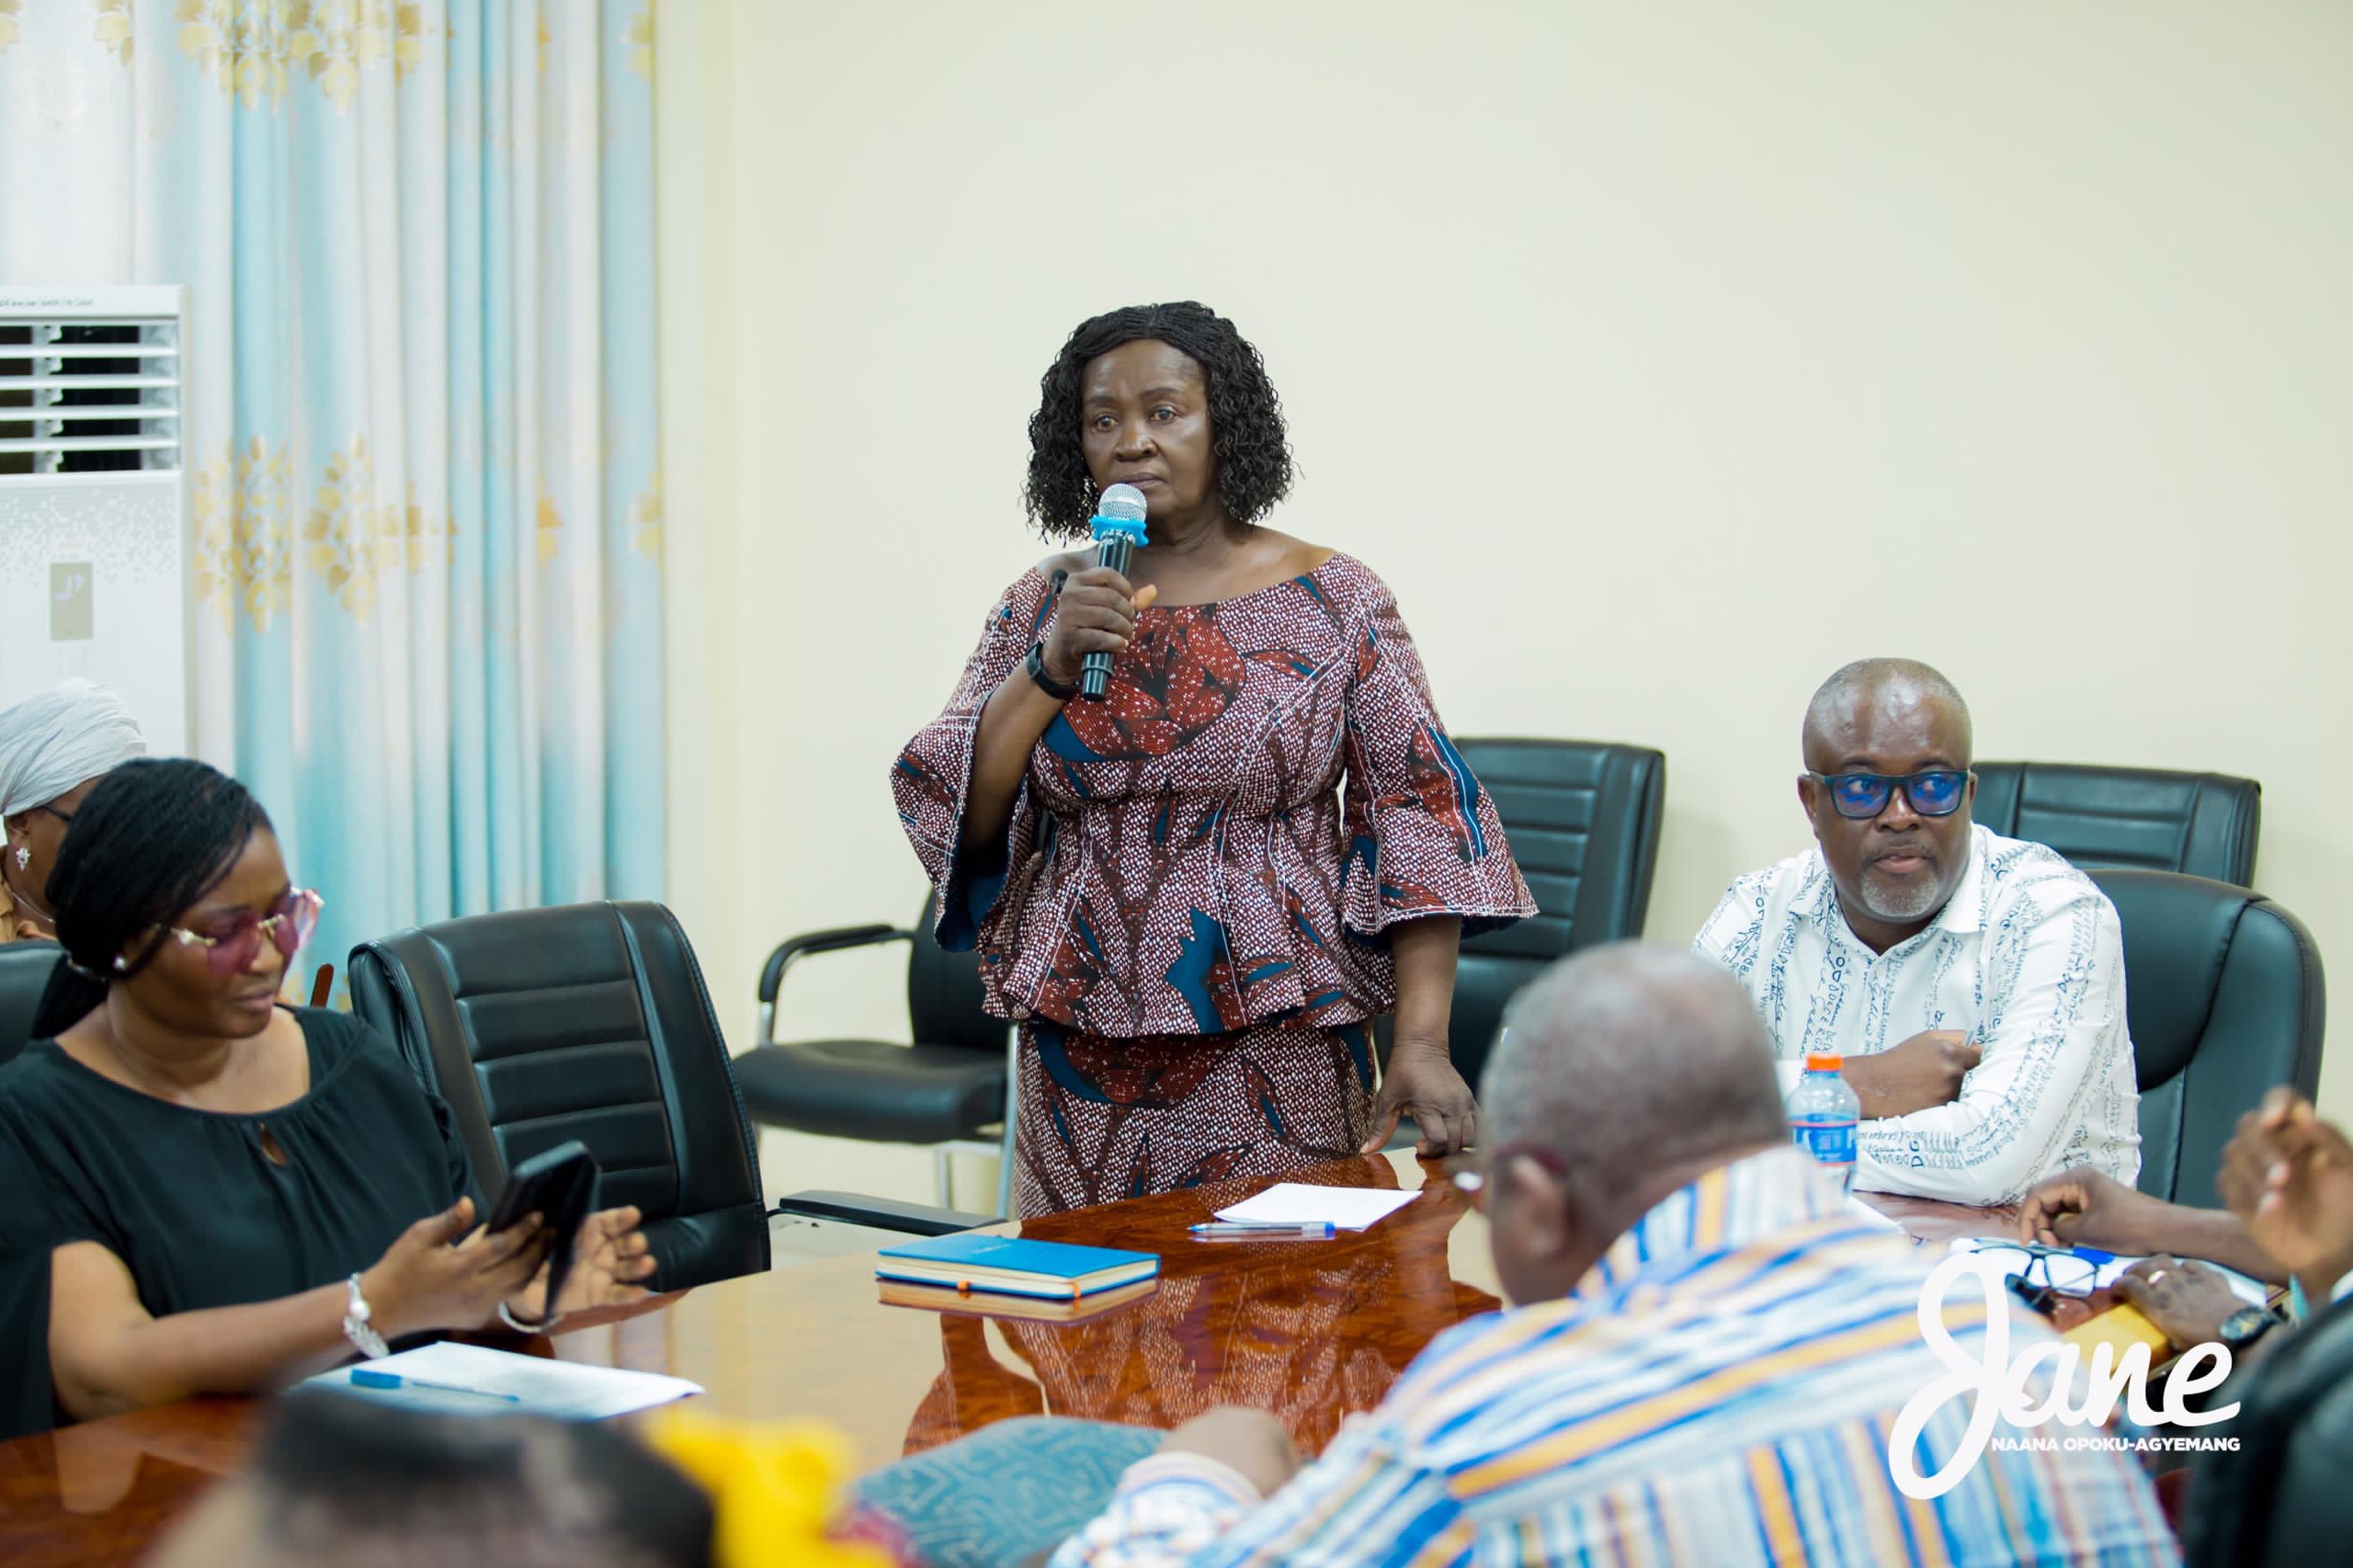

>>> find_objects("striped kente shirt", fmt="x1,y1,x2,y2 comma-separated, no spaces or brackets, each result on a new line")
1052,1147,2178,1567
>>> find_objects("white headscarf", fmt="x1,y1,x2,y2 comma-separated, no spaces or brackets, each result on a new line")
0,680,147,818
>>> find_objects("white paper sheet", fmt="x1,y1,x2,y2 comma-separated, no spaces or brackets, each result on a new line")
1947,1237,2270,1307
1844,1196,1904,1231
303,1341,703,1419
1213,1182,1421,1231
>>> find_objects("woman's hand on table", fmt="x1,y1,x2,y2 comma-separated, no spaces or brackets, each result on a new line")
1363,1040,1478,1158
503,1204,657,1327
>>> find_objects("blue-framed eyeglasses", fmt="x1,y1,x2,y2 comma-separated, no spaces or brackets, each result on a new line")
1810,769,1971,820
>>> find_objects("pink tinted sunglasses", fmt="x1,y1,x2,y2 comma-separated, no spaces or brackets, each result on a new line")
165,888,324,978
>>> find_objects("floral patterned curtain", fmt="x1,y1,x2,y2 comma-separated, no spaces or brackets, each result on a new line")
0,0,665,985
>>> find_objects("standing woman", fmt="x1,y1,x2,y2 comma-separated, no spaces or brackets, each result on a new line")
892,301,1533,1216
0,680,145,943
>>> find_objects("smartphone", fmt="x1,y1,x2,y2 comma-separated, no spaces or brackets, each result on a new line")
483,1139,600,1324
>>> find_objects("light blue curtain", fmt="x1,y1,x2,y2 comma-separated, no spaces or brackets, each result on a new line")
0,0,665,987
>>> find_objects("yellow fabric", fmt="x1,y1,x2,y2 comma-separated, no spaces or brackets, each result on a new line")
645,1411,892,1568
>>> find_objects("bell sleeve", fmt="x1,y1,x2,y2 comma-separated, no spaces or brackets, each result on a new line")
1338,584,1536,939
891,571,1060,952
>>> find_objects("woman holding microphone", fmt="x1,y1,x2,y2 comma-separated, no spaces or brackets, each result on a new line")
893,301,1532,1217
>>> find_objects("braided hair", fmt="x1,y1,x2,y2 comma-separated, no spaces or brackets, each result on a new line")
1022,301,1294,540
30,757,270,1039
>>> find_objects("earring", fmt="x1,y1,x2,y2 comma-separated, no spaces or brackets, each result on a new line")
10,846,25,870
112,956,129,972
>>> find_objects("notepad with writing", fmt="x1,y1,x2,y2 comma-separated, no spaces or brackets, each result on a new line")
874,1233,1159,1301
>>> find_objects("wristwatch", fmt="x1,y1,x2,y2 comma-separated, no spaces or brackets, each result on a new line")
2218,1305,2277,1352
343,1273,390,1359
1024,642,1077,701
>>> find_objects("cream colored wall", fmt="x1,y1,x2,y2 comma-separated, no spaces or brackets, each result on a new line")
659,0,2353,1210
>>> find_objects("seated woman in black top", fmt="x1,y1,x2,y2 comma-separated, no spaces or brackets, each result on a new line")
0,759,656,1423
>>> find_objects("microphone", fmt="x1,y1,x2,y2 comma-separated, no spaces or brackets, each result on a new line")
1080,483,1149,701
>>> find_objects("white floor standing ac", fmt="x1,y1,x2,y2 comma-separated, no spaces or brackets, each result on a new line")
0,285,190,752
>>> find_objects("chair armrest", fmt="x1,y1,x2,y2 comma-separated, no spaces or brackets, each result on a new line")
771,1189,993,1236
756,924,911,1004
754,926,912,1044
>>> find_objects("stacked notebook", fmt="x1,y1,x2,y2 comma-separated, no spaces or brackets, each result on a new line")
874,1233,1159,1321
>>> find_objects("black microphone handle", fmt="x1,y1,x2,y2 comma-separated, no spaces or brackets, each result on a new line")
1077,532,1135,700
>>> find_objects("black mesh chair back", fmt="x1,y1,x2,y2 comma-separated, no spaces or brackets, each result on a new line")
1972,763,2259,885
0,941,62,1067
2089,869,2324,1210
348,901,768,1290
1444,739,1665,1088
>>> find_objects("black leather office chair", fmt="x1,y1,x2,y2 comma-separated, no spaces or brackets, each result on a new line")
2186,1292,2353,1565
1439,739,1666,1088
0,941,62,1067
1972,763,2260,885
348,902,771,1290
2089,869,2324,1211
734,901,1015,1216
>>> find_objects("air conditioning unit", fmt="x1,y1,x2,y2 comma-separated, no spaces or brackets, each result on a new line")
0,285,190,753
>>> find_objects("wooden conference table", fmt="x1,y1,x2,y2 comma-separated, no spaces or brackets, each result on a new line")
0,1151,2024,1564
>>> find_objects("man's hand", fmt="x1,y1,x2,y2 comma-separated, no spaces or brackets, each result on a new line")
2114,1256,2245,1352
2019,1166,2174,1252
2220,1088,2353,1299
1840,1029,1981,1119
1156,1408,1299,1499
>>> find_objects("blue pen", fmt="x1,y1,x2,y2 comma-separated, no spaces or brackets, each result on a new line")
1188,1221,1336,1239
349,1367,521,1402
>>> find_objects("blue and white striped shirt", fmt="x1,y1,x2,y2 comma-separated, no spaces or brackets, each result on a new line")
1054,1148,2177,1567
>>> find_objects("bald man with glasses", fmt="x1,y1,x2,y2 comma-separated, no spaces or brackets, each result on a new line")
1694,658,2139,1205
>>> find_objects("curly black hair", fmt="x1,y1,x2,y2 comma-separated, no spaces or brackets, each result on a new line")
1023,301,1294,540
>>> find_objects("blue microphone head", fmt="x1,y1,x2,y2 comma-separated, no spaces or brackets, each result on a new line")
1089,483,1149,545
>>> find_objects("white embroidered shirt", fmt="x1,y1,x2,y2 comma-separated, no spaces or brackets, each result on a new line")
1695,825,2140,1204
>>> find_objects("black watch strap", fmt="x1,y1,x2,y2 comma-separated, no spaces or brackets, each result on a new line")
1025,642,1077,701
2219,1305,2277,1350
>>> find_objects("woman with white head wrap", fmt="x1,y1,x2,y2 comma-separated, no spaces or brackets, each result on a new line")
0,680,145,943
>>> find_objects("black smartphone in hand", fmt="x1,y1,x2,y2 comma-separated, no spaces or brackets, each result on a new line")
484,1139,600,1324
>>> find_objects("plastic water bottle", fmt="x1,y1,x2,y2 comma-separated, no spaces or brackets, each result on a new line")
1787,1051,1860,1195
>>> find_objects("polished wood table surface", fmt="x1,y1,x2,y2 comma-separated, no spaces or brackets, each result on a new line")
0,1153,2019,1564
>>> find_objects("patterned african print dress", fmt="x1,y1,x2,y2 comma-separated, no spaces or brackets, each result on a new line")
892,552,1534,1217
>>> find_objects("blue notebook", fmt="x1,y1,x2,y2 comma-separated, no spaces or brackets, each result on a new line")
874,1233,1160,1301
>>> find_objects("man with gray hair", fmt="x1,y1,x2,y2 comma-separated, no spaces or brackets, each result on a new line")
1051,947,2174,1566
1696,657,2139,1204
